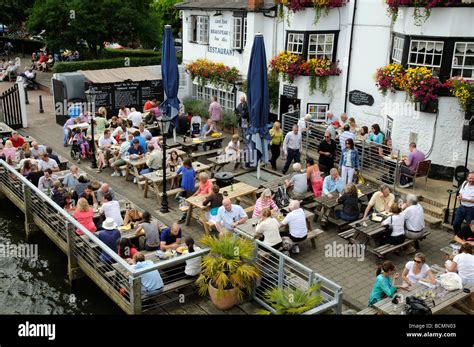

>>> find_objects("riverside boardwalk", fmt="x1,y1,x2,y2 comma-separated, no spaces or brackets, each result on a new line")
0,83,467,314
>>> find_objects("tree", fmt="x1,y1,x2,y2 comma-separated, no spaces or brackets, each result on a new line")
151,0,182,45
27,0,160,57
0,0,35,29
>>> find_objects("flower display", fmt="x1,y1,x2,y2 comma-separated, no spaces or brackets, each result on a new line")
185,59,242,89
374,63,405,95
276,0,347,24
386,0,465,25
399,66,443,104
445,77,474,112
270,51,340,94
300,58,341,94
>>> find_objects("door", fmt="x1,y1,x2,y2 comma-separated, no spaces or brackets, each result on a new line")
279,95,301,121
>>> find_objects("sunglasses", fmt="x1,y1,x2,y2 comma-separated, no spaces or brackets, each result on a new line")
413,259,422,264
324,136,330,138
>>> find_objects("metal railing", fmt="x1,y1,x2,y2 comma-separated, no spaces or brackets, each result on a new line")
235,229,343,315
282,112,401,192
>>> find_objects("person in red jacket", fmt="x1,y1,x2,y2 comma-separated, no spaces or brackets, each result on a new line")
8,131,25,148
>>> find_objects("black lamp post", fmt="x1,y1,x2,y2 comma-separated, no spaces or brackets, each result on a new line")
85,88,98,169
160,106,172,213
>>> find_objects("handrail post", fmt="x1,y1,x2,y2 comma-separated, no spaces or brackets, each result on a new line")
22,185,38,241
130,276,142,315
393,149,400,193
66,220,83,283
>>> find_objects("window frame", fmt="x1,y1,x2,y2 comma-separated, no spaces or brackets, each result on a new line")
285,31,339,62
451,41,474,80
231,12,248,52
196,15,209,45
306,103,330,123
192,82,236,112
408,39,445,72
391,36,405,64
307,33,335,61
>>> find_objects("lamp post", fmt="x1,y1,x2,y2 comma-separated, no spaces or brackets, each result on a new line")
85,88,98,169
159,106,172,213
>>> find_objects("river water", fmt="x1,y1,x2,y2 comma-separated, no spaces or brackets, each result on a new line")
0,202,122,315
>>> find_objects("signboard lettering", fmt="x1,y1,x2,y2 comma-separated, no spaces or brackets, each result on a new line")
349,90,374,106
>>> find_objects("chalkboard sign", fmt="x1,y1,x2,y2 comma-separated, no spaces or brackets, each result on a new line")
85,80,163,117
282,85,298,99
349,90,374,106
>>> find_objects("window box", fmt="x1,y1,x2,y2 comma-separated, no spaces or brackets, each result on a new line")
276,0,347,24
186,59,242,90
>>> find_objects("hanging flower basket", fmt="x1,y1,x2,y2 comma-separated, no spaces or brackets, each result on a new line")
374,63,405,95
269,51,304,83
185,59,242,89
276,0,347,25
445,77,474,113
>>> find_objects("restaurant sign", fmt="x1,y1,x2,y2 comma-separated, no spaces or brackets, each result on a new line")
208,17,234,56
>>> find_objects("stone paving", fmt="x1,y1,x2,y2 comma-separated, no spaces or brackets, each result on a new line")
0,84,464,313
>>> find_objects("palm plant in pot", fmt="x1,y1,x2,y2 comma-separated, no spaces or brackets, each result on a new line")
196,233,260,310
259,284,322,315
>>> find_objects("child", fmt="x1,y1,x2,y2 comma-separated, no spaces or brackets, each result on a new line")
225,134,241,169
72,128,91,159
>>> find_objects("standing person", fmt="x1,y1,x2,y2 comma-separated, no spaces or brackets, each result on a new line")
208,96,222,129
368,261,401,307
235,96,249,139
399,142,426,188
339,138,360,185
306,158,323,198
269,121,284,171
282,124,302,175
177,158,196,223
318,131,337,173
338,124,356,152
97,218,121,264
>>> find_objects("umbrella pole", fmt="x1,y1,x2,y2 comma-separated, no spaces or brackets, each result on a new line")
257,159,261,180
173,128,177,143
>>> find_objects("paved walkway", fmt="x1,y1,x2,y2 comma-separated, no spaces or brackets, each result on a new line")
0,85,464,313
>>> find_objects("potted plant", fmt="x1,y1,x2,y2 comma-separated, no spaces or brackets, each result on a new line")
259,284,322,315
374,63,405,95
222,110,238,134
196,233,260,310
186,59,242,90
445,76,474,113
299,57,341,94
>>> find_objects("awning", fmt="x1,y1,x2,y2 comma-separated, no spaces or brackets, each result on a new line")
80,66,162,84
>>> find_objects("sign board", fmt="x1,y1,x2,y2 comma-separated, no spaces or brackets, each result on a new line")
282,85,298,99
86,80,163,117
208,16,234,56
349,90,374,106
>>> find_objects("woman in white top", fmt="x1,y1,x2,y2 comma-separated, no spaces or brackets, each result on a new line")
401,252,436,286
381,203,405,245
446,243,474,286
225,134,241,170
255,208,282,248
184,238,201,278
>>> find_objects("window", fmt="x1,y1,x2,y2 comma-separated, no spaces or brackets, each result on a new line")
386,116,393,140
307,104,329,123
197,16,209,44
452,42,474,80
392,36,404,64
192,83,235,111
285,31,338,61
187,16,197,43
232,17,247,50
286,33,304,55
243,17,247,49
408,39,444,71
308,34,334,60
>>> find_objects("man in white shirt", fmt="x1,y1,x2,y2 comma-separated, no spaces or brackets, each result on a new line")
453,172,474,236
216,198,248,236
38,153,59,172
128,108,143,128
297,114,312,134
402,194,425,253
282,124,302,175
30,141,46,159
110,135,132,177
97,129,117,172
38,169,58,192
280,200,308,254
99,193,123,226
138,123,152,139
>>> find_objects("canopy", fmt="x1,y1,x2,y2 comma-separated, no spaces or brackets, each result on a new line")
80,66,161,84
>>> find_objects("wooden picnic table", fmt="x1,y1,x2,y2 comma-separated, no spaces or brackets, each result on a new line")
0,122,14,137
207,153,237,173
235,208,314,238
142,161,211,201
123,156,147,181
349,216,388,248
261,174,291,191
315,182,378,209
373,283,474,315
184,182,258,234
67,122,89,131
177,135,225,153
440,243,461,258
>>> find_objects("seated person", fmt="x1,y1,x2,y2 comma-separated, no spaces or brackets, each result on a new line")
138,123,152,139
98,218,121,264
284,163,308,200
118,238,138,260
322,168,344,197
110,134,132,177
160,223,182,251
99,193,123,227
38,169,57,192
96,183,116,203
128,139,145,159
201,119,219,151
401,252,436,287
368,261,402,307
445,243,474,286
280,200,308,254
381,203,405,245
80,184,98,206
252,188,278,219
225,134,241,169
8,131,25,148
335,183,360,222
203,184,224,221
30,141,46,159
402,194,425,241
255,208,282,249
45,147,60,166
2,140,16,163
454,220,474,246
130,252,164,294
63,165,79,189
139,144,162,175
73,198,97,235
363,184,394,218
134,212,160,251
123,208,143,226
184,238,202,278
193,172,213,196
215,198,248,236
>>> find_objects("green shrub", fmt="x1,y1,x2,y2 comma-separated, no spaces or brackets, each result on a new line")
52,56,161,73
182,97,209,118
222,110,237,129
102,48,160,59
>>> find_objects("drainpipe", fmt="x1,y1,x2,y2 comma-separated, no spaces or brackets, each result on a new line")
343,0,357,112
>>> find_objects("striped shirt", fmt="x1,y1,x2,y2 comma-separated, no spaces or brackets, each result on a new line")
252,197,278,218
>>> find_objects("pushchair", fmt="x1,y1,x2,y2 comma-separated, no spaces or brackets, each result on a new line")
70,137,93,163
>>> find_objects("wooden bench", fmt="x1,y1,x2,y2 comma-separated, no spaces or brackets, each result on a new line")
158,179,216,201
327,216,351,232
190,148,222,159
357,307,378,315
306,228,324,249
244,205,255,217
142,277,196,304
338,228,356,242
303,201,319,210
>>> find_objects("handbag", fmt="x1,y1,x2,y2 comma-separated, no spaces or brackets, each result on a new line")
275,185,290,208
355,170,365,185
405,296,432,315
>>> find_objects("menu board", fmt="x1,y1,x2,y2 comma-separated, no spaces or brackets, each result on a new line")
90,84,113,108
114,81,140,108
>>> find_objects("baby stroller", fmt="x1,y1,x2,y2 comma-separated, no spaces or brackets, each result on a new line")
70,134,93,163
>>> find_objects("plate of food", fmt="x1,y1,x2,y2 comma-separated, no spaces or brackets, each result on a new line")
176,246,188,254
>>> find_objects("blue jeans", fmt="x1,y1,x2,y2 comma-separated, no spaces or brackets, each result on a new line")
63,127,70,145
453,205,474,234
336,210,359,222
283,148,301,174
139,168,154,175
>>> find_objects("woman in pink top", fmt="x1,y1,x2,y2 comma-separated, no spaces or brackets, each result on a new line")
2,140,17,162
73,198,97,235
193,172,213,196
252,188,279,218
306,158,323,197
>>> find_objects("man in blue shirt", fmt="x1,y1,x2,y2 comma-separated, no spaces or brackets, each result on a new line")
130,131,147,154
131,252,164,295
216,198,248,236
128,139,145,157
322,168,344,197
98,218,121,264
63,165,79,189
160,223,182,251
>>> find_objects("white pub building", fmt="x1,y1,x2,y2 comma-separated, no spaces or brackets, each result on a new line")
175,0,474,178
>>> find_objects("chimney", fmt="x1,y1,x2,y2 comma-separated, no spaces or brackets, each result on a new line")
248,0,263,11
